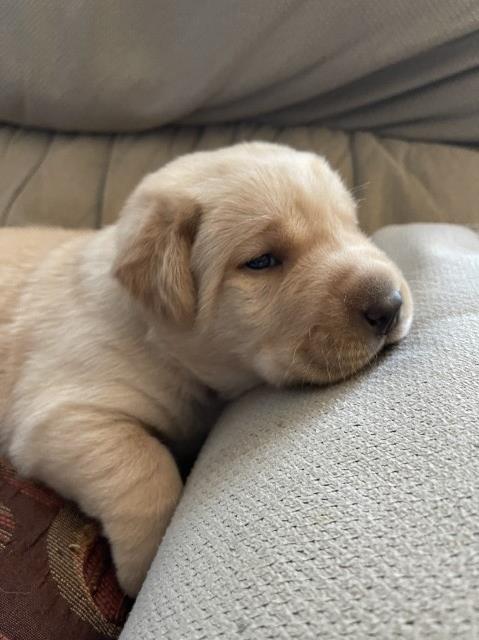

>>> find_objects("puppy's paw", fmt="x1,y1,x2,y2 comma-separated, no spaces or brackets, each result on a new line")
112,539,159,598
115,557,149,598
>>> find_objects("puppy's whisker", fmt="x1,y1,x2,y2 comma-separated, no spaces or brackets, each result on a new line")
351,181,370,198
282,341,302,384
321,335,333,384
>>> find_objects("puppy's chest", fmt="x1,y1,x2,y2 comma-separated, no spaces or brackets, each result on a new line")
99,351,221,467
149,389,222,480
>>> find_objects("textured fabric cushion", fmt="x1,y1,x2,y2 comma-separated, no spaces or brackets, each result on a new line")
121,224,479,640
1,1,479,143
0,458,131,640
1,124,479,234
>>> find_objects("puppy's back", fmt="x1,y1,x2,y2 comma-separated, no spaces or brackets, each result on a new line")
0,227,86,433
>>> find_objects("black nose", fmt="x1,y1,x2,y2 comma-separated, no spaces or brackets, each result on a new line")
363,290,402,336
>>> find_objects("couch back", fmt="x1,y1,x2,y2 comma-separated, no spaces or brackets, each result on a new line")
1,1,479,142
1,125,479,233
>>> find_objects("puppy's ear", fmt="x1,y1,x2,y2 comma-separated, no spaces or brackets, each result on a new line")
113,190,201,325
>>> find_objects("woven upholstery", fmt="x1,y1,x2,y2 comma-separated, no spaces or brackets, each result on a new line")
121,224,479,640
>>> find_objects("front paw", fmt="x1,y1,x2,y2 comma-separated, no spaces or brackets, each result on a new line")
106,489,181,597
115,554,151,598
112,533,162,597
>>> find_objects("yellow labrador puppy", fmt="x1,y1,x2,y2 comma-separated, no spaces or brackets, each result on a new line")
0,142,412,596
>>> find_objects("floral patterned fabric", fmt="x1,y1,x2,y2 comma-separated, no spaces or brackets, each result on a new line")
0,458,132,640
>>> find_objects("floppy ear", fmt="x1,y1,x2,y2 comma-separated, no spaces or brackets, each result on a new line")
113,190,201,325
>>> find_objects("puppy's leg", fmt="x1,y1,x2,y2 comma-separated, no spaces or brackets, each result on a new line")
15,409,182,597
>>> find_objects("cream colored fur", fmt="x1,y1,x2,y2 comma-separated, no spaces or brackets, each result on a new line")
0,142,412,596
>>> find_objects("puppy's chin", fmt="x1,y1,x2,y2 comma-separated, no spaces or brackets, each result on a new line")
253,345,379,388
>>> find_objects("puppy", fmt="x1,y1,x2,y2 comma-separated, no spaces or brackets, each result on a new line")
0,142,413,596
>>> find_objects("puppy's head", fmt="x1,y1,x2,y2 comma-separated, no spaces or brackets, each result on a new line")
113,142,413,389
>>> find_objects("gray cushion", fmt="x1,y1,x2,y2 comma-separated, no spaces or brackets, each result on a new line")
1,1,479,142
121,224,479,640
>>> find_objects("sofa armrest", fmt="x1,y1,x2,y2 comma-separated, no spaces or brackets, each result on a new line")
121,224,479,640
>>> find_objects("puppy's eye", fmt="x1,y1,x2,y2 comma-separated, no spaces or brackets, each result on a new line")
244,253,281,270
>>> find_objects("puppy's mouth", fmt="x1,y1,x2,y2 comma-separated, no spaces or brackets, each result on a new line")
294,320,387,384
